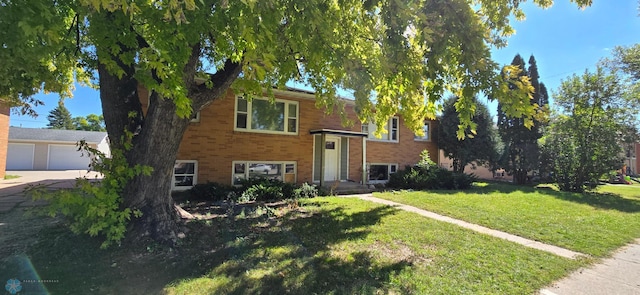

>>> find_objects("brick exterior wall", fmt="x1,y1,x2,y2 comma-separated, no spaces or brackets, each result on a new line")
0,104,9,178
143,89,438,186
364,117,439,171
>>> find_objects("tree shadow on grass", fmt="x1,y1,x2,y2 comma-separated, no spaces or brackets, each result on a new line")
184,202,408,294
391,181,539,196
549,191,640,213
403,182,640,213
485,182,640,213
8,198,409,294
491,182,640,212
196,249,411,295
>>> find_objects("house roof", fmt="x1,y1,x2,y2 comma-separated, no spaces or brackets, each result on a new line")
284,86,317,96
9,127,108,144
280,86,355,102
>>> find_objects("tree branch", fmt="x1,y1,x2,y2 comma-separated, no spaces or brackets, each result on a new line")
182,43,201,87
54,13,80,58
189,58,243,111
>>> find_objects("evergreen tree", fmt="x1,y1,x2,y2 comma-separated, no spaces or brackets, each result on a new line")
539,83,549,108
528,55,550,130
439,96,497,173
528,55,541,106
497,54,548,184
46,99,73,130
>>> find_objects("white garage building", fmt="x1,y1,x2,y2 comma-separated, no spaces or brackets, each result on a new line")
7,127,110,171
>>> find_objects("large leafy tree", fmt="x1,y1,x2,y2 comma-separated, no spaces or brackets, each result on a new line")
73,114,106,131
47,99,74,130
544,66,637,192
438,96,496,173
609,44,640,81
496,54,548,184
607,44,640,105
0,0,593,244
607,44,640,173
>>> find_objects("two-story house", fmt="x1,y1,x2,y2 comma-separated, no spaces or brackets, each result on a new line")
140,86,439,190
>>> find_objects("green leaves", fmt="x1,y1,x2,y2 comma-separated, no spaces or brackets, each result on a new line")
439,95,497,173
0,0,80,111
2,0,594,134
544,66,633,192
28,133,154,248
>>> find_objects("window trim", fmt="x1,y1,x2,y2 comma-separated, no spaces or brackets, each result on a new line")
190,111,201,123
234,96,299,135
361,123,369,135
172,160,198,191
367,163,398,184
414,120,431,142
232,160,297,185
366,116,399,143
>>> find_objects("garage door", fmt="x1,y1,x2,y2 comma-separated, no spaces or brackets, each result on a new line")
48,145,92,170
7,143,35,170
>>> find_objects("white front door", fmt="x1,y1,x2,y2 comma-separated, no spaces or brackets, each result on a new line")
324,136,339,181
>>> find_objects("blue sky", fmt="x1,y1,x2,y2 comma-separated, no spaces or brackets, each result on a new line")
10,0,640,128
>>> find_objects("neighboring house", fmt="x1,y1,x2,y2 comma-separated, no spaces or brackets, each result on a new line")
636,143,640,177
438,150,504,180
623,142,638,176
7,127,110,170
138,87,439,190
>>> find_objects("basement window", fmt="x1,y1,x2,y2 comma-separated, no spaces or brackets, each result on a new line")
172,160,197,190
368,163,398,183
233,161,297,185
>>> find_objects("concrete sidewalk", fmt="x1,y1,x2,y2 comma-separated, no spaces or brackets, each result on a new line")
0,170,102,212
342,194,586,259
540,239,640,295
342,193,640,295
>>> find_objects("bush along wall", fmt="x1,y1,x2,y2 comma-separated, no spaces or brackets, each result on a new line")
187,178,319,203
387,165,476,190
386,149,476,190
387,166,476,190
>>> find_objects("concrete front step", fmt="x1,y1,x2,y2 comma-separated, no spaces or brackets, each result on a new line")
320,181,375,195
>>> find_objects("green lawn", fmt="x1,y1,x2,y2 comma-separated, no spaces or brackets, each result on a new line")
596,183,640,200
375,182,640,257
1,197,585,294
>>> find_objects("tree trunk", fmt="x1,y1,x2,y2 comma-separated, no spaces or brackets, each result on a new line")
452,158,465,173
120,92,192,244
513,169,528,185
97,40,242,244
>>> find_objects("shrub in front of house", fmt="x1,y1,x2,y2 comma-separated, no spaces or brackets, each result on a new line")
188,178,318,202
189,182,237,202
387,165,475,190
236,178,296,201
294,182,319,198
387,150,475,190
